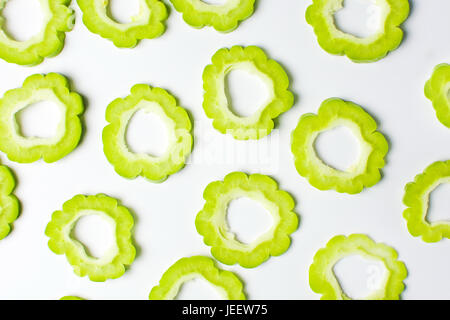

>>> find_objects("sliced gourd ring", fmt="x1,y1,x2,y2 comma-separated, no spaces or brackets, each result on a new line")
309,234,407,300
0,73,84,164
425,64,450,128
203,45,294,140
0,0,74,66
196,172,299,268
291,98,388,194
403,161,450,243
45,194,136,282
77,0,168,48
0,165,19,240
170,0,256,32
149,256,246,300
102,84,193,182
305,0,410,62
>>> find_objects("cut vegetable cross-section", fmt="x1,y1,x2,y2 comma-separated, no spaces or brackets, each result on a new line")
149,256,246,300
403,161,450,243
0,165,19,240
102,84,193,183
203,46,294,140
77,0,168,48
309,234,407,300
305,0,410,62
169,0,256,32
291,98,388,194
0,0,74,65
425,64,450,128
45,194,136,282
0,73,84,164
196,172,299,268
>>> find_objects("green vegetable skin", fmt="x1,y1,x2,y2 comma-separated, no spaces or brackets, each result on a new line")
309,234,407,300
170,0,255,32
425,64,450,128
203,45,294,140
196,172,299,268
403,161,450,243
0,73,84,164
149,256,246,300
291,98,388,194
45,194,136,282
60,296,85,300
77,0,168,48
102,84,193,182
306,0,410,62
0,165,19,240
0,0,74,66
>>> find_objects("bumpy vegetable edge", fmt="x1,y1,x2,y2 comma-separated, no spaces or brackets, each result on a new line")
291,98,388,194
149,256,246,300
170,0,256,32
196,172,299,268
77,0,168,48
45,194,136,282
403,161,450,243
0,165,19,240
203,45,294,140
305,0,410,62
0,73,84,163
102,84,193,182
0,0,74,66
309,234,407,300
425,63,450,128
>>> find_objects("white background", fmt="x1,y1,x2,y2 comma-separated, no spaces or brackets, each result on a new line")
0,0,449,300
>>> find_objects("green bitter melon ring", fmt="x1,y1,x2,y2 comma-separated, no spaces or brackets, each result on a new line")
0,0,74,66
0,165,19,240
309,234,407,300
45,194,136,282
196,172,299,268
203,45,294,140
291,98,388,194
306,0,410,62
0,73,84,164
77,0,168,48
60,296,85,300
403,161,450,243
425,64,450,128
149,256,246,300
170,0,256,32
102,84,193,183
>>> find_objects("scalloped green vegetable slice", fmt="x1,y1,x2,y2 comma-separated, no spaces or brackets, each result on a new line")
0,0,74,66
77,0,168,48
403,161,450,243
0,73,84,164
170,0,255,32
425,64,450,128
196,172,299,269
102,84,193,183
45,194,136,282
291,98,388,194
309,234,407,300
203,45,294,140
149,256,246,300
305,0,410,62
60,296,85,300
0,165,19,240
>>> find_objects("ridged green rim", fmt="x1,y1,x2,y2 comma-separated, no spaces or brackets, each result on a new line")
45,194,136,282
425,63,450,128
291,98,388,194
305,0,410,62
203,45,294,140
149,256,246,300
196,172,299,268
0,73,84,164
0,165,19,240
309,234,407,300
